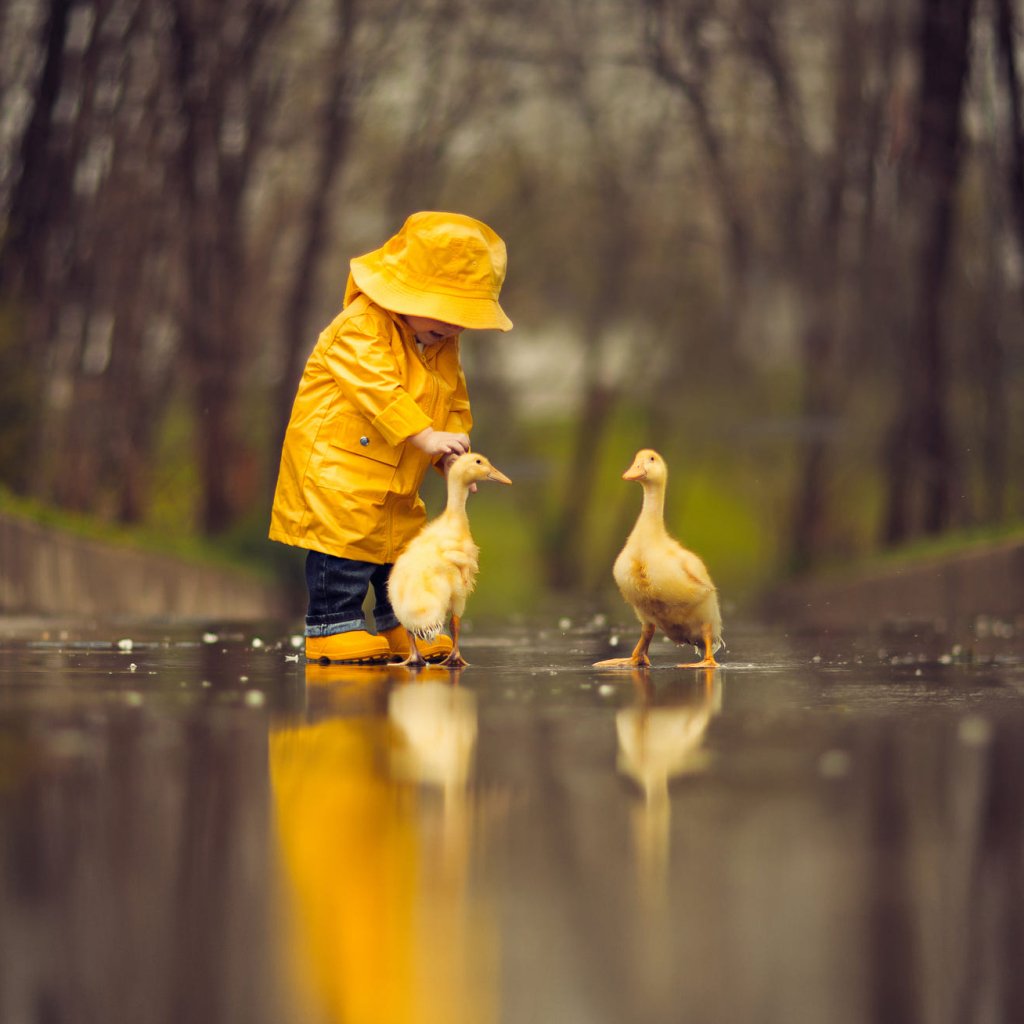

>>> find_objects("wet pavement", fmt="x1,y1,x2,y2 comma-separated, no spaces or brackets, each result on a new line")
1,612,1023,1024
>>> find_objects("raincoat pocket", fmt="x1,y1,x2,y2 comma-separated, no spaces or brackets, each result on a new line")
316,413,399,503
329,413,401,467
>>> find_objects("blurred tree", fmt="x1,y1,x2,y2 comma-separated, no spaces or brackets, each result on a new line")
994,0,1024,260
642,0,752,306
167,0,296,535
990,0,1024,519
882,0,976,544
742,0,896,571
537,0,661,592
383,0,480,220
1,0,1021,599
44,0,180,521
0,0,73,492
468,0,688,593
0,0,72,301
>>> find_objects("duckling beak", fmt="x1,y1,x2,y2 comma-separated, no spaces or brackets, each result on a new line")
487,467,512,485
623,463,646,481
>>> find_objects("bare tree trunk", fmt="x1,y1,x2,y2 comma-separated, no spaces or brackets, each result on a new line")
990,0,1024,522
169,0,291,535
975,277,1008,526
787,4,861,572
883,0,975,544
534,1,647,594
993,0,1024,261
544,368,617,592
0,0,72,299
0,0,73,493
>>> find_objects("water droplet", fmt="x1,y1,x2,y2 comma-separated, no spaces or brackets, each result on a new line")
819,749,851,779
958,715,992,747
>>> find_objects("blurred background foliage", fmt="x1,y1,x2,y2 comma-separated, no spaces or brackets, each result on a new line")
0,0,1022,617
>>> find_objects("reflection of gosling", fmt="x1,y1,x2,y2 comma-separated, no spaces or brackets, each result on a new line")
616,698,715,806
389,682,479,880
596,449,723,669
388,452,511,668
388,682,478,794
617,673,721,902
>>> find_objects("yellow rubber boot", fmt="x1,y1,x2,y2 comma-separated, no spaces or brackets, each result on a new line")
305,631,391,664
379,626,454,663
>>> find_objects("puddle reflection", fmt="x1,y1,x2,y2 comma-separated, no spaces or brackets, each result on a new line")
269,664,498,1024
1,620,1023,1023
616,669,720,902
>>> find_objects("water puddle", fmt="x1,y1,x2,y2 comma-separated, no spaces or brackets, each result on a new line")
1,616,1022,1022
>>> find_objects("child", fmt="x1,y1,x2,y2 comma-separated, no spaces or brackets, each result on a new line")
269,211,512,663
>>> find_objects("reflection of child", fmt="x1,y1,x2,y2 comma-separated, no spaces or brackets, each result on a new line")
269,212,512,663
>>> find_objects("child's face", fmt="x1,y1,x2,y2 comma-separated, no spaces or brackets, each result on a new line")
401,315,465,346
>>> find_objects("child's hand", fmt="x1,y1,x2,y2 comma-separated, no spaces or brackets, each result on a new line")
409,427,470,458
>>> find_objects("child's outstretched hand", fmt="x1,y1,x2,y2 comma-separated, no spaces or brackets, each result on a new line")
409,427,470,459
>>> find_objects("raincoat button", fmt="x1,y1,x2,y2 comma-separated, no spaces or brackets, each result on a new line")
359,436,369,446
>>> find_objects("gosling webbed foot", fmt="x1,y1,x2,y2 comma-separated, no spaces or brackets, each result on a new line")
400,651,428,670
675,657,719,669
593,655,651,669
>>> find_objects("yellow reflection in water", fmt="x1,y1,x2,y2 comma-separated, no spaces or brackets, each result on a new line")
270,664,496,1024
616,669,721,900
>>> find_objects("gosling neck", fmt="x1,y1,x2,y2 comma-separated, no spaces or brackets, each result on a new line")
638,479,666,527
445,478,472,517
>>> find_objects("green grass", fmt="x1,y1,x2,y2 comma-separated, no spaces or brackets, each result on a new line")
0,485,275,582
835,521,1024,576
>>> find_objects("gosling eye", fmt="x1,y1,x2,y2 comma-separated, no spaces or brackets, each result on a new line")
475,458,482,464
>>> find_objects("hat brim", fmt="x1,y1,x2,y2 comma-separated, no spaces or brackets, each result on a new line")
350,258,513,332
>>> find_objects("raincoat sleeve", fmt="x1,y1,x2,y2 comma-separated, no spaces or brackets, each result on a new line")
323,314,432,446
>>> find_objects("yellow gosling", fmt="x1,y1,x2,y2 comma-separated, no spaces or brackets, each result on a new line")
595,449,723,670
388,452,511,668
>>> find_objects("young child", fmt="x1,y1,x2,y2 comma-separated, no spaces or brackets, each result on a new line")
269,211,512,663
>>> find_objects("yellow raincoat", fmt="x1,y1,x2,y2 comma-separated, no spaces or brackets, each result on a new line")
269,212,510,565
269,288,472,563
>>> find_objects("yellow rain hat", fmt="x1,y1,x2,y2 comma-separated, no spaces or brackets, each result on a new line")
349,211,513,331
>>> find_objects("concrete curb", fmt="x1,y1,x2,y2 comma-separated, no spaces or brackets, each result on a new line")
0,511,289,620
766,538,1024,634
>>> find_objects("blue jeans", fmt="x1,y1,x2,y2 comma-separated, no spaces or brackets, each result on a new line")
304,550,400,637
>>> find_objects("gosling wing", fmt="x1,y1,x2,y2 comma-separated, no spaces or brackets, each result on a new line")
657,536,716,606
